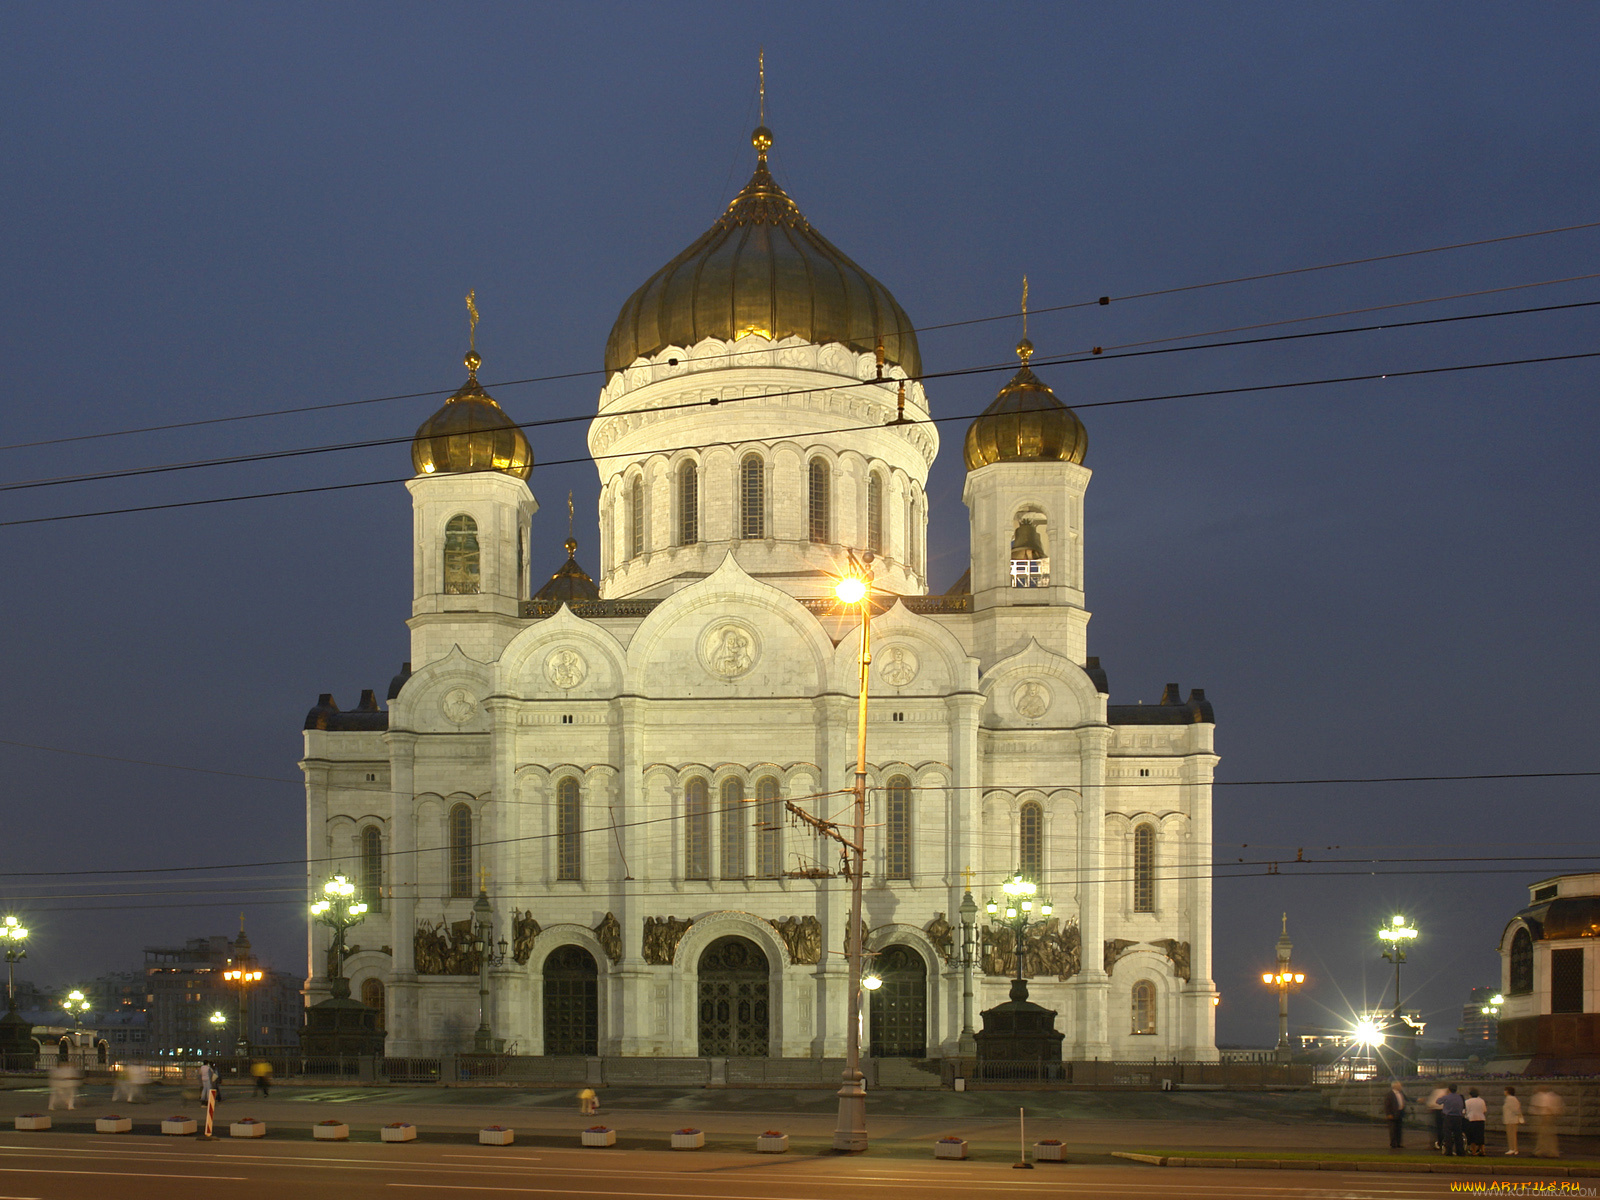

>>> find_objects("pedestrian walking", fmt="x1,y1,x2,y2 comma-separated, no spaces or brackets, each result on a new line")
1530,1087,1564,1158
1439,1084,1467,1156
1382,1080,1408,1149
1426,1085,1447,1150
252,1060,272,1097
1502,1086,1523,1155
198,1061,218,1109
578,1087,597,1116
1463,1087,1486,1155
46,1063,80,1111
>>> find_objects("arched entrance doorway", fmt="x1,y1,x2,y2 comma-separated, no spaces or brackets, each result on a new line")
869,944,927,1058
543,945,598,1056
697,936,769,1057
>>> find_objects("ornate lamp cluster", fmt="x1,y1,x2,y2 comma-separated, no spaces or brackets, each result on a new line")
986,872,1053,999
311,874,368,999
1,916,27,1013
1378,914,1418,1013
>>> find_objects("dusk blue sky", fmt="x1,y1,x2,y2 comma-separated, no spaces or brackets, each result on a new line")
2,3,1596,1047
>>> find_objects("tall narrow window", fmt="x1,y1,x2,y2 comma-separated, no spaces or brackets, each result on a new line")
908,496,921,574
360,978,386,1032
1133,824,1155,913
1019,801,1043,881
360,825,383,912
885,775,911,880
1509,927,1534,994
808,458,830,543
720,778,746,879
756,776,781,878
448,803,472,897
443,515,480,595
867,472,883,554
685,778,710,880
679,461,699,545
740,454,765,539
1131,981,1156,1034
556,777,581,881
629,477,644,560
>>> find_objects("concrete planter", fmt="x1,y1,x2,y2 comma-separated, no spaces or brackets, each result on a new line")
756,1132,788,1154
381,1123,417,1143
96,1116,132,1134
670,1129,704,1150
314,1121,350,1141
15,1114,50,1132
161,1116,197,1136
479,1127,514,1146
581,1127,616,1148
231,1119,266,1138
1033,1140,1067,1162
934,1137,968,1160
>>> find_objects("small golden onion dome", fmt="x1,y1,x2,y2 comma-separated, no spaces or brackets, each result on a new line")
962,345,1087,471
411,353,533,480
604,126,920,379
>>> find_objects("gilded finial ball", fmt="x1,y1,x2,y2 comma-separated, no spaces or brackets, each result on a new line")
564,536,578,555
752,125,773,154
1016,337,1034,364
464,350,482,375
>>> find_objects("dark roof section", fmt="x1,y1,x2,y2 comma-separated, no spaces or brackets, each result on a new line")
534,539,600,608
1108,685,1214,726
1083,656,1109,695
1533,897,1600,941
387,661,412,702
304,689,389,732
944,567,972,596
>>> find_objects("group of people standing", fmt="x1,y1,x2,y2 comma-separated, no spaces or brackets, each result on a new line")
1385,1081,1566,1157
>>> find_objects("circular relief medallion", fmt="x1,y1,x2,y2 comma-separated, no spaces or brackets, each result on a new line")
441,688,478,725
544,647,588,690
700,621,760,680
1012,679,1051,720
877,645,919,688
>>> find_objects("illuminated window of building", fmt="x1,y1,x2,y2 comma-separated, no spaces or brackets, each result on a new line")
720,778,746,879
1133,824,1155,913
1019,801,1043,880
867,471,883,554
360,825,383,912
756,776,781,878
679,461,698,545
556,777,581,882
1132,981,1156,1034
448,803,472,898
808,458,829,543
885,775,911,880
443,515,480,594
685,778,710,880
740,454,765,539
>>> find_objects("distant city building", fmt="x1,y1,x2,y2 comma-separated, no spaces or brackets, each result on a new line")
1458,986,1500,1045
1495,872,1600,1073
143,933,302,1057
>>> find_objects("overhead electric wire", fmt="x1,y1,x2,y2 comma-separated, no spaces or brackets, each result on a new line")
5,295,1597,497
4,343,1598,529
4,218,1597,455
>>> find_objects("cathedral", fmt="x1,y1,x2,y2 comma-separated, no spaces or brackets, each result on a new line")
301,120,1220,1063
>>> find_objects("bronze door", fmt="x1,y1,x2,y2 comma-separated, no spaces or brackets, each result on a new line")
697,936,770,1057
543,945,598,1056
869,944,927,1058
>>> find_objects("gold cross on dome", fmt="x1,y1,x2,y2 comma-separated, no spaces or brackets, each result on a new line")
465,289,479,352
759,48,765,125
961,865,976,890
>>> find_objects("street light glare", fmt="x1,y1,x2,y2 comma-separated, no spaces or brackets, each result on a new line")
834,576,867,604
1353,1017,1385,1047
862,974,883,991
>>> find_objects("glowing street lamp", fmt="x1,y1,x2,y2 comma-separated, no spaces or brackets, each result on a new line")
1353,1016,1386,1048
61,990,90,1028
1378,914,1418,1013
222,924,264,1057
1,917,27,1012
1260,914,1306,1060
311,874,368,1001
985,872,1055,998
1481,993,1504,1018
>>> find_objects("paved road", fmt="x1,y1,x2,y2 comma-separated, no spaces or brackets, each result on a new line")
0,1132,1514,1199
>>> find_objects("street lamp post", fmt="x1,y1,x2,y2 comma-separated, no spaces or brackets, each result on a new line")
60,990,90,1028
222,925,263,1057
832,550,873,1154
985,872,1054,1000
470,888,510,1053
1260,914,1306,1061
1378,914,1418,1013
1,917,27,1012
310,874,368,1001
958,888,978,1057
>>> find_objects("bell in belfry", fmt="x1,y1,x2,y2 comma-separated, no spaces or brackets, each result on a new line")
1010,520,1046,561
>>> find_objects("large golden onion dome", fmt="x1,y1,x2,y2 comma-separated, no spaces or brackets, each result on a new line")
604,127,921,379
963,339,1088,470
411,351,533,480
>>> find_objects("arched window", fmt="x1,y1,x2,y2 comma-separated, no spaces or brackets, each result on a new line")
740,454,765,539
1510,927,1534,995
1131,981,1156,1034
885,775,911,880
679,461,698,545
1019,801,1043,881
1133,824,1155,913
448,803,473,898
556,777,581,881
1010,516,1048,587
808,458,830,543
360,978,386,1032
720,778,746,879
756,776,781,878
685,778,710,880
867,471,883,554
909,495,921,574
360,825,383,912
444,515,480,595
629,477,644,560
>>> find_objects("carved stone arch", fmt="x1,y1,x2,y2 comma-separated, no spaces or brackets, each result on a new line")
831,599,976,695
865,923,944,970
980,638,1104,729
674,911,789,979
525,923,612,976
389,645,493,733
